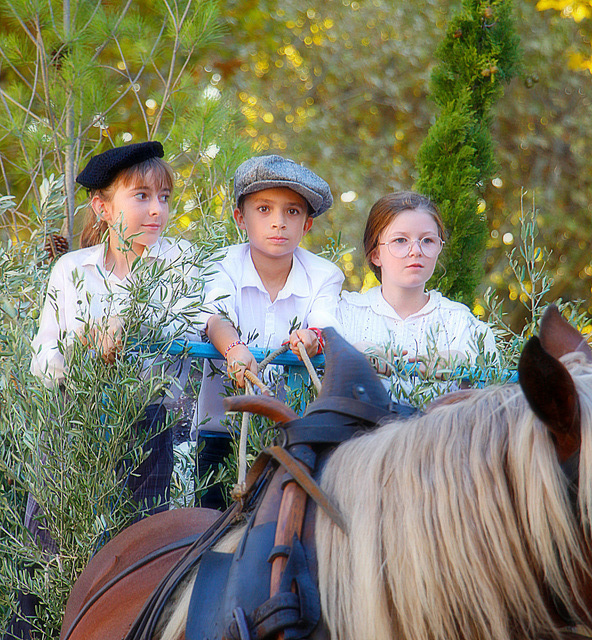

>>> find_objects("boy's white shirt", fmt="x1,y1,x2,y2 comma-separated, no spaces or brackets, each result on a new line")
31,237,206,394
195,243,344,435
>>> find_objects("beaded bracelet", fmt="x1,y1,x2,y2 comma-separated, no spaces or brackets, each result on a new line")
309,327,324,355
224,339,246,358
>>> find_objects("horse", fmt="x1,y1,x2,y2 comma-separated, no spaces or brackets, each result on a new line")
61,305,592,640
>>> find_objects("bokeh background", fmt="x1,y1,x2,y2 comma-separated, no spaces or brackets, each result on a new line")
0,0,590,328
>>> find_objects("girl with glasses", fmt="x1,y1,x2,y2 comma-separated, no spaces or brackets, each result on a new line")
337,191,496,387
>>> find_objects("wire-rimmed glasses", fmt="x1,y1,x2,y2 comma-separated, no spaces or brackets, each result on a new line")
378,236,444,259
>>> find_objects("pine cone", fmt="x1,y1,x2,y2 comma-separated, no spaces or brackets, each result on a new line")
44,234,69,261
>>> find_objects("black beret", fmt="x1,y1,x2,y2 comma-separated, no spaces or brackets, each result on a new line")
76,141,164,190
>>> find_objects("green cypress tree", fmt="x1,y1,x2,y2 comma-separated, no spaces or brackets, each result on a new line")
415,0,521,305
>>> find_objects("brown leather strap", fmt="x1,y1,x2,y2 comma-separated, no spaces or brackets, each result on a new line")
266,445,347,533
269,451,309,596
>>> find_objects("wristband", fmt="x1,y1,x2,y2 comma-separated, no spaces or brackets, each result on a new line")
309,327,324,355
224,340,245,358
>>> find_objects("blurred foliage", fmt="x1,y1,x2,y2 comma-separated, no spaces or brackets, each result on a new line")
532,0,592,76
487,1,592,328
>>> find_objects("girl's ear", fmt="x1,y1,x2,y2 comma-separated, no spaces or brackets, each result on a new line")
233,207,246,230
91,195,110,223
370,248,382,269
302,216,313,235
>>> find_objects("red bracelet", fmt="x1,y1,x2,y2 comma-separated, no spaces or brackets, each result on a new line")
309,327,324,354
224,339,245,358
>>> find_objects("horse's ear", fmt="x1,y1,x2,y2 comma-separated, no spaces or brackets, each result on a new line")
539,304,592,362
518,335,581,462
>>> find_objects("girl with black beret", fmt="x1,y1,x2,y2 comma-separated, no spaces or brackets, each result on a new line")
4,142,204,639
32,140,205,516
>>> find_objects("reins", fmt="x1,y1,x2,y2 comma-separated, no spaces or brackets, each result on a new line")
233,341,322,493
296,342,322,393
233,343,288,493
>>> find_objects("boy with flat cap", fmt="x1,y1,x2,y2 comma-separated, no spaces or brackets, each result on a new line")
195,155,344,508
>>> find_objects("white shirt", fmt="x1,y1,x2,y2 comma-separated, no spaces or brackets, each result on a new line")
196,243,344,434
337,286,497,402
338,286,497,360
31,237,206,400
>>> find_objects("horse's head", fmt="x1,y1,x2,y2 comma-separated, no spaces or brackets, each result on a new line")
316,305,592,640
519,305,592,464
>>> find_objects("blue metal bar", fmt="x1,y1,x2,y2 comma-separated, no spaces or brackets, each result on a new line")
162,339,517,384
164,339,325,367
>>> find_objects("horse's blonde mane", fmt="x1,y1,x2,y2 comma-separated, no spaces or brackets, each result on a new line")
316,354,592,640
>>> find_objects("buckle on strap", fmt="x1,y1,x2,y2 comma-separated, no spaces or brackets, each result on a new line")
224,537,321,640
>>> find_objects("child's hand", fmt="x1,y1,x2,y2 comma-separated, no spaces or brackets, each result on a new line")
81,316,124,364
289,328,318,359
226,343,257,388
353,341,407,375
407,350,467,379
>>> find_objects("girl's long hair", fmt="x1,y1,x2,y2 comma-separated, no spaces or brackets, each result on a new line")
80,157,174,248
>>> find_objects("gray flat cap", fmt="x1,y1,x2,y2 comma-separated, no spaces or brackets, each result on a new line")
234,155,333,217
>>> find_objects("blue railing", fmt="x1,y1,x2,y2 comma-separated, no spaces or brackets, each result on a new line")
165,339,325,367
164,339,517,385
